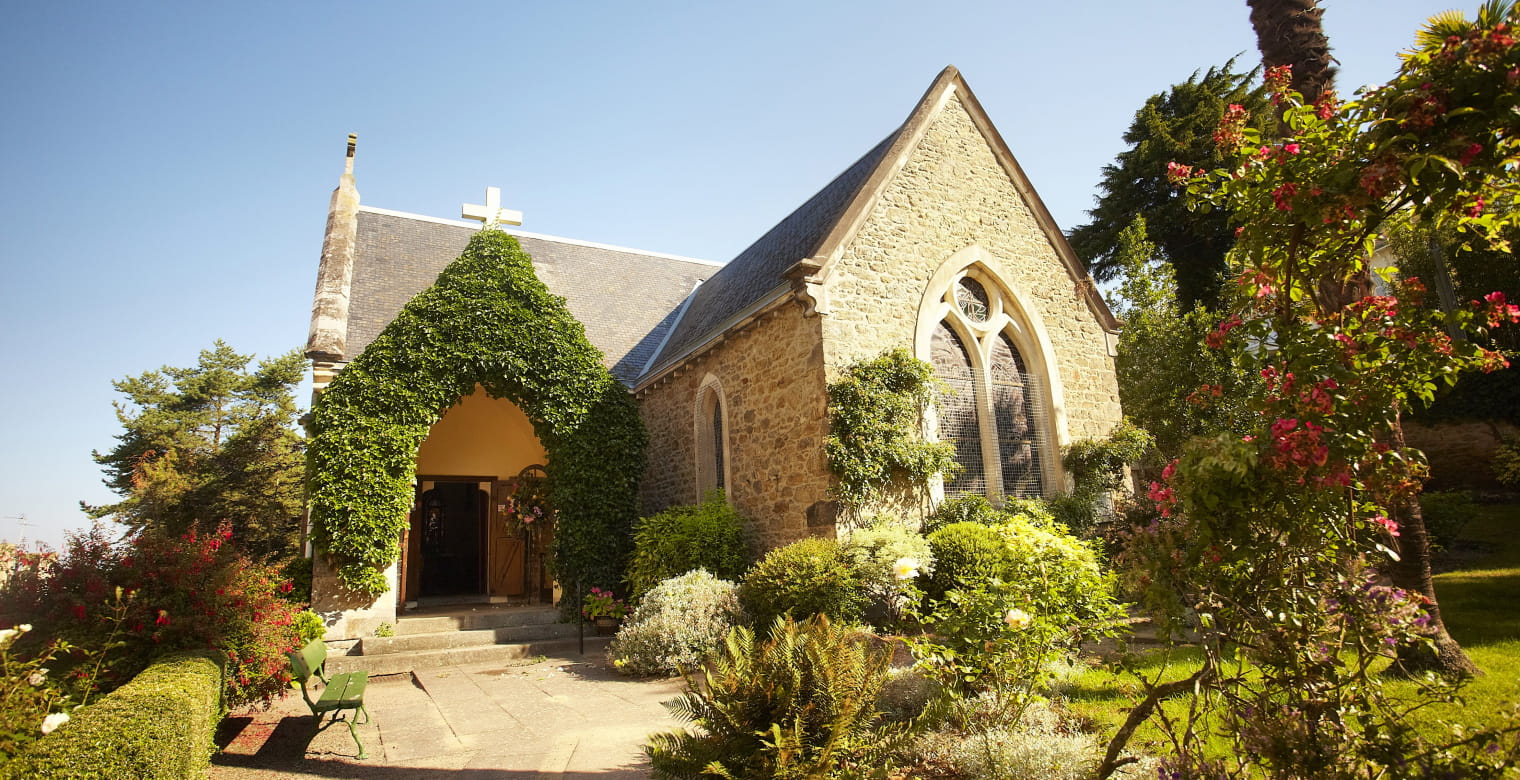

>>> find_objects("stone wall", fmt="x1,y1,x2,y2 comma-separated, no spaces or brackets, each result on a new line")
821,93,1122,447
1403,419,1519,491
638,299,833,550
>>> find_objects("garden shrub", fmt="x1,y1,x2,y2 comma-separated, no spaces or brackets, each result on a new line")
609,570,745,677
924,521,1009,602
294,610,326,644
994,510,1120,629
0,625,62,763
903,697,1156,780
1494,436,1520,489
1,651,223,780
914,512,1122,702
1419,491,1476,551
624,492,748,601
842,522,933,630
647,615,917,779
739,537,866,627
1,522,299,707
922,494,1000,534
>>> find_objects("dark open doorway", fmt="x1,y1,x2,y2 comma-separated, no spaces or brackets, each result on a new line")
416,481,487,597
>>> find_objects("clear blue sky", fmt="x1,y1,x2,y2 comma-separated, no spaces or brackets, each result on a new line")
0,1,1452,549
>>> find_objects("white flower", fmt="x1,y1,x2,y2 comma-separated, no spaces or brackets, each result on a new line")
16,624,31,633
40,712,69,735
28,669,47,687
1003,608,1032,630
892,557,921,581
0,630,14,645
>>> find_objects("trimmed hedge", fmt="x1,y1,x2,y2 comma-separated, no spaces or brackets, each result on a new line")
2,652,223,779
740,537,866,627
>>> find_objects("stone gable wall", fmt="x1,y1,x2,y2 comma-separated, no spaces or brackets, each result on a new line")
822,93,1122,446
638,300,833,550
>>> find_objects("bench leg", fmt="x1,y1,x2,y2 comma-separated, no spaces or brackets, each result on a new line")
344,713,367,760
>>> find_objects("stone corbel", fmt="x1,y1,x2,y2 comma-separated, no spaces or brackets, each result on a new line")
783,258,830,317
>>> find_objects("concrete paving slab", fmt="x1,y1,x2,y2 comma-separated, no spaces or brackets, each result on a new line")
211,648,688,779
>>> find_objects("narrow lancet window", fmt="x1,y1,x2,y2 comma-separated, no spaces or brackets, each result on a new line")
931,322,984,497
990,333,1044,497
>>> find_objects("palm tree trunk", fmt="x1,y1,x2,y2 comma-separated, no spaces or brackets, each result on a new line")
1387,413,1479,676
1246,0,1337,103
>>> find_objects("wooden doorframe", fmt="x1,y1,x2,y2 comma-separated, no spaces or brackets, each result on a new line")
404,475,496,606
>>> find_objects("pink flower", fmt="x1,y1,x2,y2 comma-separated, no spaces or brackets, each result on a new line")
1370,515,1400,537
1460,142,1483,165
1283,143,1301,155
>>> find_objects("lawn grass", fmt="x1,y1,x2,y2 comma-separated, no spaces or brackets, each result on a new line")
1059,501,1520,758
1396,502,1520,732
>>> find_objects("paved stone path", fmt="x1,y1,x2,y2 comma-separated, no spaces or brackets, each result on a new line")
212,649,687,779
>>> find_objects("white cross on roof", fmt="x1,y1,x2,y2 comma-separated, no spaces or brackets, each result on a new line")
461,187,523,227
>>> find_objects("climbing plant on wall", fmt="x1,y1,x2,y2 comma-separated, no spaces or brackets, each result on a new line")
306,229,647,599
825,348,958,525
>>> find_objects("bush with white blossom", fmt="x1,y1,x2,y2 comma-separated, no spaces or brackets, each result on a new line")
608,570,746,677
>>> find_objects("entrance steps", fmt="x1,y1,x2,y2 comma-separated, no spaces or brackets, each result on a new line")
327,604,607,676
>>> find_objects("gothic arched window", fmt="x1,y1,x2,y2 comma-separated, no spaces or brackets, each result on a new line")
928,270,1051,500
695,376,729,496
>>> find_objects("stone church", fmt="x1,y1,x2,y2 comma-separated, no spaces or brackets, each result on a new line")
305,67,1123,640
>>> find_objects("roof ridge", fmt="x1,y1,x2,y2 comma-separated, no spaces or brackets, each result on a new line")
355,205,724,267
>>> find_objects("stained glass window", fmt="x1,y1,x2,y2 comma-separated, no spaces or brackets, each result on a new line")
931,322,984,497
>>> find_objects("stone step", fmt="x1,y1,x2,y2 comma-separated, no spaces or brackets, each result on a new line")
361,621,580,656
327,636,611,676
395,605,561,636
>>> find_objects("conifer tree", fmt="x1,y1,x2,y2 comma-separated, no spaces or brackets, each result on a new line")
1069,60,1269,310
84,341,306,561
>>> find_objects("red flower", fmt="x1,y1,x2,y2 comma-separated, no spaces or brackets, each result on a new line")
72,605,86,620
279,582,294,594
1283,143,1301,155
1460,142,1484,166
1272,182,1299,211
155,610,171,627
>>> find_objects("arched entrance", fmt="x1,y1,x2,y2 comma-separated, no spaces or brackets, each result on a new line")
398,387,554,607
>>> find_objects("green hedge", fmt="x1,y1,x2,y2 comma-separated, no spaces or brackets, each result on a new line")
2,652,223,779
625,491,749,601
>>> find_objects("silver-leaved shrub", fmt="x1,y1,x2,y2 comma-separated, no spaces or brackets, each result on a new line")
608,569,744,677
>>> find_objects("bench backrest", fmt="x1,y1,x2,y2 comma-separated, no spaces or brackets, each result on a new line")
287,639,327,683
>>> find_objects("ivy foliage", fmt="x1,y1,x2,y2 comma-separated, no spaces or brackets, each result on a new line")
825,349,957,525
307,229,646,597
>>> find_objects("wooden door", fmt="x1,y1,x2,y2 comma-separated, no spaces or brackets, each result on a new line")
488,480,526,597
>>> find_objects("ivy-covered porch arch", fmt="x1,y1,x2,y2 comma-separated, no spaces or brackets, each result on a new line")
307,229,646,598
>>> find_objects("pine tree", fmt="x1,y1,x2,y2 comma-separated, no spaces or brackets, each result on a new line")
84,341,306,561
1068,60,1269,310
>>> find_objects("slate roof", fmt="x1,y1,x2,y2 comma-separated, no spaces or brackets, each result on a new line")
645,131,902,373
345,209,719,385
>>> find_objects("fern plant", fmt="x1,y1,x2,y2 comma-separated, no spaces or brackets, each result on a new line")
646,615,920,779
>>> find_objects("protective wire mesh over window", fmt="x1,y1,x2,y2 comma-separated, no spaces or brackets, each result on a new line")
991,333,1045,496
931,322,984,496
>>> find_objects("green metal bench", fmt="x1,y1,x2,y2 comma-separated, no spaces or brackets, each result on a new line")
287,639,370,759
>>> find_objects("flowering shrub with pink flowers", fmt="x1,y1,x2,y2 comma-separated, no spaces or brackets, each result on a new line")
0,521,301,707
1102,9,1520,778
